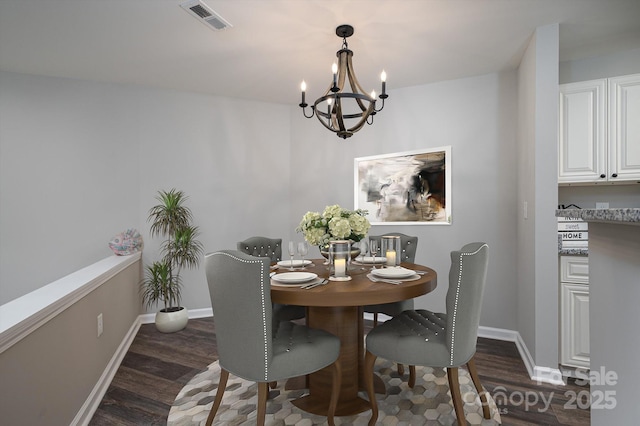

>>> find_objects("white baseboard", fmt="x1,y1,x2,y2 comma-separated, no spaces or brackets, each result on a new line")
139,307,214,324
71,316,142,426
478,325,564,385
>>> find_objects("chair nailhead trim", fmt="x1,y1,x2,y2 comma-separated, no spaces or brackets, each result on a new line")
449,244,487,365
215,252,269,381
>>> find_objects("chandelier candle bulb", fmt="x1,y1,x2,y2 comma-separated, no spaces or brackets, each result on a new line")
332,62,338,87
381,70,387,95
300,81,306,105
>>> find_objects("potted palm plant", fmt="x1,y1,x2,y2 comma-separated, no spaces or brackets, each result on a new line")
141,189,203,333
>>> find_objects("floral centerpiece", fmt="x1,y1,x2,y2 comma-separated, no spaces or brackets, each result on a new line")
297,204,371,247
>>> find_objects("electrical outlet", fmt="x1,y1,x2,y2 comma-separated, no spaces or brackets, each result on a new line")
97,313,103,337
596,202,609,209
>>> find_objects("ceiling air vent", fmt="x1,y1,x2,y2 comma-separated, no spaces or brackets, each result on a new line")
180,0,232,31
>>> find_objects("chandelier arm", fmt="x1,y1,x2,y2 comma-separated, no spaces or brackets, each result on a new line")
314,109,336,133
335,50,349,93
373,98,385,113
345,53,373,112
301,105,315,118
334,98,347,134
352,103,375,131
314,96,337,132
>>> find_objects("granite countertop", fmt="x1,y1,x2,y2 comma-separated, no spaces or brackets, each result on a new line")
556,208,640,224
555,208,640,256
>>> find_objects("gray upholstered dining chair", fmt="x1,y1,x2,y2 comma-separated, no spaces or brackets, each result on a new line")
363,242,491,426
204,250,342,426
237,236,283,262
365,233,418,328
237,236,306,324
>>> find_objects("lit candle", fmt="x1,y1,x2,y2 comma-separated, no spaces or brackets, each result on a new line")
335,258,346,277
386,250,396,267
371,90,376,100
300,80,306,104
332,62,338,87
380,70,387,96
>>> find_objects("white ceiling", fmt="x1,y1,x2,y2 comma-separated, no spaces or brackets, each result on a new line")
1,0,640,105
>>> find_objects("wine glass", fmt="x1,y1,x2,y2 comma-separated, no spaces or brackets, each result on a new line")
288,241,296,270
297,241,308,269
359,239,369,270
369,239,379,270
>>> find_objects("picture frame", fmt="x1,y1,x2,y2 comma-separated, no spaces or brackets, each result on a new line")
354,146,451,225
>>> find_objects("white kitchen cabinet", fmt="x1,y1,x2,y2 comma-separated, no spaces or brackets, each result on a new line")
560,255,590,369
559,73,640,184
608,74,640,182
559,79,606,183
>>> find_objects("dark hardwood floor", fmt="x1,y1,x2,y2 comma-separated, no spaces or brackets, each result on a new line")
89,317,589,425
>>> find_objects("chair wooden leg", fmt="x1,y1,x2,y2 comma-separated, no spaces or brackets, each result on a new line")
467,357,491,419
327,359,342,426
364,350,379,426
373,312,379,326
447,367,467,426
397,363,405,376
408,365,416,388
206,368,229,426
256,382,268,426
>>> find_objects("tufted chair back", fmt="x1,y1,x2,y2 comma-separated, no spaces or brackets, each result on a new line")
237,236,282,263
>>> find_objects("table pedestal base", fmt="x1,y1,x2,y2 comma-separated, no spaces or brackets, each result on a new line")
286,305,388,417
292,394,371,417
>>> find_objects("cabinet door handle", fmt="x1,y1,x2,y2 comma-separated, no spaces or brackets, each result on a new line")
611,173,618,178
600,174,606,178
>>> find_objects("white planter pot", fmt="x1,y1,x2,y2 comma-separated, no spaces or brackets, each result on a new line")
155,307,189,333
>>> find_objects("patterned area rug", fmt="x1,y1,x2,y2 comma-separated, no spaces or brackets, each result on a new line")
168,359,501,425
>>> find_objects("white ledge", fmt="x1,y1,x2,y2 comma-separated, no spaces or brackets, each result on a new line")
0,252,141,354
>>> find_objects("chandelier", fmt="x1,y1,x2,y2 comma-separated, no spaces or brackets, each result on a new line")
299,24,388,139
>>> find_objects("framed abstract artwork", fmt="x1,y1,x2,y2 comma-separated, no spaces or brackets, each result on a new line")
354,146,451,225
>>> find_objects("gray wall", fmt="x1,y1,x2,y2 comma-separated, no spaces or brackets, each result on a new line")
135,89,292,310
0,71,292,310
0,72,140,304
290,71,519,329
2,69,522,330
559,47,640,84
516,24,560,370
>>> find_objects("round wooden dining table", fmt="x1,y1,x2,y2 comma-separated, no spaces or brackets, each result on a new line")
270,258,437,417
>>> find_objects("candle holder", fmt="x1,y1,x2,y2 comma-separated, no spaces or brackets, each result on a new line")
381,235,401,267
329,240,352,281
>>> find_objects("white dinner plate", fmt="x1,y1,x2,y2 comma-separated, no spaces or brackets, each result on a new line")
271,271,317,284
371,267,416,279
277,259,312,268
355,256,387,264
